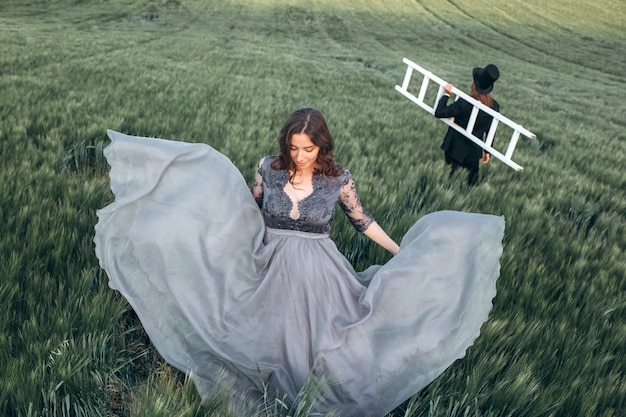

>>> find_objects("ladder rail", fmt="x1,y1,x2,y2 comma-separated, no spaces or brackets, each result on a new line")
395,57,536,172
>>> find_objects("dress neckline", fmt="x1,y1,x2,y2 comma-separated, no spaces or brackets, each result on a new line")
282,172,317,220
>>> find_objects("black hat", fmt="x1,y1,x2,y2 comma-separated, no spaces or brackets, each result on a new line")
472,64,499,94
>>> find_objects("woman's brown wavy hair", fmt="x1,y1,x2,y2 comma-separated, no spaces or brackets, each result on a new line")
471,82,494,108
271,107,342,180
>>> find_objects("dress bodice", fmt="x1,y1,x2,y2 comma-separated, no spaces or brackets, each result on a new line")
252,156,374,234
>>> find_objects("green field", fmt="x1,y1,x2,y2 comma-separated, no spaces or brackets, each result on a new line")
1,0,625,416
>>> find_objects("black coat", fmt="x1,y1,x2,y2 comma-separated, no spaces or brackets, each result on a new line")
435,94,500,166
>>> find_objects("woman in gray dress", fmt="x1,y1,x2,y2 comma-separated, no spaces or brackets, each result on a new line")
251,107,399,255
95,108,505,416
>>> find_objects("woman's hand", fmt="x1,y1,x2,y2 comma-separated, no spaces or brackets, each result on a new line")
444,84,454,95
481,152,490,164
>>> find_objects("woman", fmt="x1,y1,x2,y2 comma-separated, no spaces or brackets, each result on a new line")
95,108,505,416
251,108,399,255
435,64,501,185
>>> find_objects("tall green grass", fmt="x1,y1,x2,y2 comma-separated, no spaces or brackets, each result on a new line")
1,0,624,416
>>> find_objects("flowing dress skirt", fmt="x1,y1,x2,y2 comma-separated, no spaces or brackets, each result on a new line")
94,130,505,417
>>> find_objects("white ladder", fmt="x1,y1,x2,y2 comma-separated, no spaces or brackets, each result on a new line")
395,57,536,171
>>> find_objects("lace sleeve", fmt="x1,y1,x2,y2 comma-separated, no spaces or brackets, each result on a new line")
338,169,375,233
251,158,265,209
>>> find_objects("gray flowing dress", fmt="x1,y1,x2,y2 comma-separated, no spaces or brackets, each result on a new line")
94,130,505,417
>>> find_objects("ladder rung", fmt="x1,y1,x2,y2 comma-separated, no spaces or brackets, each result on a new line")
417,74,430,102
485,118,498,148
465,106,479,136
505,131,521,160
401,65,413,91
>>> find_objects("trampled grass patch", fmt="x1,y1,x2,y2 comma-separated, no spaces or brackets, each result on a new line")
1,0,624,416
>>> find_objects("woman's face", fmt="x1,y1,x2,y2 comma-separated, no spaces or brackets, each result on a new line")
289,132,320,172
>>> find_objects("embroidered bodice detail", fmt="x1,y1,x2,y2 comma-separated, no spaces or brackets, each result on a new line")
251,156,374,234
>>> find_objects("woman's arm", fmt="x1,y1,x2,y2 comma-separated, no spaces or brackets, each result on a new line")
251,157,266,208
363,222,400,256
339,171,399,256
